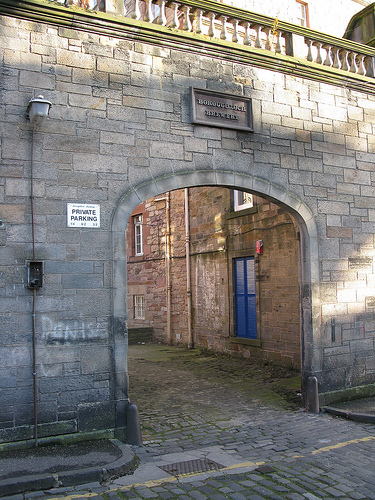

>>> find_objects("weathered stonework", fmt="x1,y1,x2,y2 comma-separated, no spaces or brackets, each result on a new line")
0,2,375,443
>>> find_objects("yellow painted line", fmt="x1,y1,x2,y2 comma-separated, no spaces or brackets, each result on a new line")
112,460,265,489
311,435,375,455
44,437,375,499
292,435,375,459
49,495,98,499
46,460,266,499
114,475,178,490
220,460,265,472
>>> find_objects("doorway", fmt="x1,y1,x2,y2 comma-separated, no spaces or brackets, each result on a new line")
234,257,257,340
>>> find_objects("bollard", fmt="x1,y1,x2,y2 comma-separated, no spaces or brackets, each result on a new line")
306,376,320,414
126,402,143,446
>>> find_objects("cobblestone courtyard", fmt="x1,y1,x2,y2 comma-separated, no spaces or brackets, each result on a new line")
11,344,375,499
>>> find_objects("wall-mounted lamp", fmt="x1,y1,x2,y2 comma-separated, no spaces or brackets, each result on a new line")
26,95,52,127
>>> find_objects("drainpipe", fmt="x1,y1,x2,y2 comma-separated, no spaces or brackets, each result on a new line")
166,192,172,345
32,288,38,447
30,127,38,447
184,188,193,349
225,235,231,337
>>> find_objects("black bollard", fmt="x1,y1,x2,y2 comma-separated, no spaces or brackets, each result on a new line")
126,402,143,446
306,376,319,414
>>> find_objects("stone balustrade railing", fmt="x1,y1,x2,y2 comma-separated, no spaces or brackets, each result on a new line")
24,0,375,79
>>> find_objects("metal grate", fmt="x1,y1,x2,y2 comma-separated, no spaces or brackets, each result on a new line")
159,458,224,476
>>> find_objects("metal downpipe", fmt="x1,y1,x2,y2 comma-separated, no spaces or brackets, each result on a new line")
30,127,38,447
184,188,193,349
166,192,172,344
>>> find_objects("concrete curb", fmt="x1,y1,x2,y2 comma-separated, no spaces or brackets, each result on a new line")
0,439,136,498
322,407,375,424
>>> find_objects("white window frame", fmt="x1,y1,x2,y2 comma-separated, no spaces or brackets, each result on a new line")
296,0,309,27
134,294,145,320
134,214,143,256
234,190,253,211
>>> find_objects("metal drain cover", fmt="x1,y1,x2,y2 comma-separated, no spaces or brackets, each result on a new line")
159,458,224,476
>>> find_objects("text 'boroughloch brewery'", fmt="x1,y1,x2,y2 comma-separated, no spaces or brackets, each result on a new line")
191,87,253,132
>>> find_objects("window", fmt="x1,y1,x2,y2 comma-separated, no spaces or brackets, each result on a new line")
296,1,309,27
134,295,145,320
134,214,143,256
234,190,253,211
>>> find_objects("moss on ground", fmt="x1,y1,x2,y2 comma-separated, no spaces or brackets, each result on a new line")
128,343,302,423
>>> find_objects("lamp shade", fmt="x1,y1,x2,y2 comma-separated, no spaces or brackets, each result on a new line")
26,95,52,126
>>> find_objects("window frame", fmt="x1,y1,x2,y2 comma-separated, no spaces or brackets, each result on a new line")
234,190,254,212
134,294,145,320
134,214,143,256
296,0,309,28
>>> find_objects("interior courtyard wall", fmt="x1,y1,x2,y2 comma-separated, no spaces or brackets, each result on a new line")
126,200,169,341
1,9,375,441
226,198,301,367
188,187,301,367
188,187,232,353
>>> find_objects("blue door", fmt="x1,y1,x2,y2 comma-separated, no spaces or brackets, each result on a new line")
234,257,257,339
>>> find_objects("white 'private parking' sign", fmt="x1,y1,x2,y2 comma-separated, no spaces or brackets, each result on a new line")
67,203,100,228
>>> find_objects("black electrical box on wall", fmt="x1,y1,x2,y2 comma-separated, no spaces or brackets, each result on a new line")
27,261,43,289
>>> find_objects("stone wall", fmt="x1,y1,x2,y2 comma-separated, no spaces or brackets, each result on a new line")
1,4,375,442
126,190,189,342
189,187,301,367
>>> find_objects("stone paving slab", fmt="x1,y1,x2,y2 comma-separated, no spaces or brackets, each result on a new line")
0,440,135,498
0,440,122,481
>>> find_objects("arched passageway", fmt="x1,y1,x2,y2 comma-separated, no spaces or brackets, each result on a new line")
111,170,320,405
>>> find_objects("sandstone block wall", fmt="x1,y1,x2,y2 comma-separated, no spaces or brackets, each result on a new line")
1,7,375,441
189,188,301,367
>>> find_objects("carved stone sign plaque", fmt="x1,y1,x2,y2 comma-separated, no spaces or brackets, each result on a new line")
191,88,253,132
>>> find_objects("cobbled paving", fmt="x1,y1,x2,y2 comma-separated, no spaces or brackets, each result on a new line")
7,345,375,500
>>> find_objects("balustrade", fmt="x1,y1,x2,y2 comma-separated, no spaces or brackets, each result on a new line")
55,0,375,79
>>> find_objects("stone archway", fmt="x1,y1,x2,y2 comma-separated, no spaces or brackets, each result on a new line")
111,169,320,415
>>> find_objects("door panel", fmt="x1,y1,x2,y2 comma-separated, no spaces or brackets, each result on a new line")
234,257,257,339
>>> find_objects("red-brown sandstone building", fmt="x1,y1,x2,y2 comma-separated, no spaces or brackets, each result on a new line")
127,188,301,369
